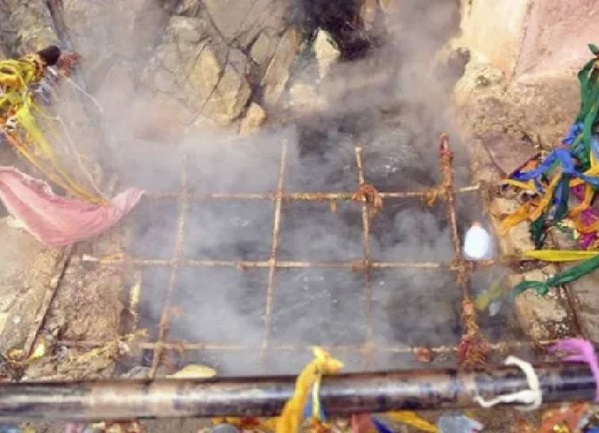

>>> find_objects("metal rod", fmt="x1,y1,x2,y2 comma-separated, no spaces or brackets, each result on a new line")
262,143,288,362
355,147,375,367
0,364,593,421
149,153,190,377
148,185,480,201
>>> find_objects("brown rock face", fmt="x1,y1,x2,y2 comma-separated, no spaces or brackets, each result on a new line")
239,102,268,135
458,0,599,79
261,27,302,108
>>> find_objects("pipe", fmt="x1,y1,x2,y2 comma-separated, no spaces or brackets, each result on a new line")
0,363,594,421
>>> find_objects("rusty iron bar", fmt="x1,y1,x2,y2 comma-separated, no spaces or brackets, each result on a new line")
149,153,190,378
0,363,593,421
74,257,498,270
54,338,557,357
439,134,487,368
439,134,471,300
262,143,288,362
148,186,481,201
354,147,375,367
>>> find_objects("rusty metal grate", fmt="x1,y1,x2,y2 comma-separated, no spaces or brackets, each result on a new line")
23,133,584,378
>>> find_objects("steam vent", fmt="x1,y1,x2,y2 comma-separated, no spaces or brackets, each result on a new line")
1,0,599,432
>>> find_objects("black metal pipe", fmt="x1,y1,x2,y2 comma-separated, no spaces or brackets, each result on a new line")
0,363,594,421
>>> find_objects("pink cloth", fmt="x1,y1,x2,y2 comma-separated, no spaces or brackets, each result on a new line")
571,185,599,249
549,338,599,401
0,166,144,247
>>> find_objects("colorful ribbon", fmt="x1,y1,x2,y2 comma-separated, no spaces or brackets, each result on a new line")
511,252,599,297
501,44,599,248
521,249,599,262
276,347,343,433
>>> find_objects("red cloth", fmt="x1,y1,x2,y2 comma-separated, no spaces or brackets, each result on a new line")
0,166,144,247
352,414,376,433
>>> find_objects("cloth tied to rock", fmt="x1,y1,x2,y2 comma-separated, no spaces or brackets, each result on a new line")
0,166,144,247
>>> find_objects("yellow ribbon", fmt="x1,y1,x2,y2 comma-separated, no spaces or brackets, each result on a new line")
521,249,599,262
385,412,438,432
500,179,536,191
498,202,535,234
1,55,105,204
276,347,343,433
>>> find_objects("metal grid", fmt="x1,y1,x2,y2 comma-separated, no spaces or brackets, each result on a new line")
21,134,583,377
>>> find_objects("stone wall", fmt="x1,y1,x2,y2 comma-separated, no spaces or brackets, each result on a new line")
458,0,599,80
454,0,599,149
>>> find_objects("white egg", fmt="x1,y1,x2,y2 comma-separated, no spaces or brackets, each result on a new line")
463,223,493,260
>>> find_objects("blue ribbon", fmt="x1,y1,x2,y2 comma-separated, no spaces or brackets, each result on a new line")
563,122,584,146
302,383,326,421
513,148,599,188
591,137,599,161
371,418,394,433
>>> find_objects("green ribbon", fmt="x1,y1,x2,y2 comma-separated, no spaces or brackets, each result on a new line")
511,252,599,297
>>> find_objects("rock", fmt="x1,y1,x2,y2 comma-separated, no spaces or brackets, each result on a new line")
187,46,224,107
360,0,379,32
288,83,328,113
167,15,210,44
131,93,194,142
480,133,540,177
63,0,165,86
96,64,137,120
0,218,61,354
202,61,252,124
239,103,267,135
145,15,251,124
511,270,571,341
379,0,394,13
314,29,340,79
174,0,202,16
250,31,279,69
1,0,58,52
203,0,287,48
262,27,302,108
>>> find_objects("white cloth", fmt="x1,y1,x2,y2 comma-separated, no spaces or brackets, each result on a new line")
463,224,493,260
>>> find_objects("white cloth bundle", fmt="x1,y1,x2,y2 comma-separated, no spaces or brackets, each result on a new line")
463,222,493,261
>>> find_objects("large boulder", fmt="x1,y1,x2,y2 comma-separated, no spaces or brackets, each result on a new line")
203,0,288,49
0,0,58,53
144,15,252,124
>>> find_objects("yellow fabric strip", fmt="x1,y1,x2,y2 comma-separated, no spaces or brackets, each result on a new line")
276,347,343,433
498,202,535,235
385,412,439,432
521,249,599,262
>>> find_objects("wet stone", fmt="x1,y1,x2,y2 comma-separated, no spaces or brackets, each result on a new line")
481,133,540,177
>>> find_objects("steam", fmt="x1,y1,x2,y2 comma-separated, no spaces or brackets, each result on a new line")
27,0,485,375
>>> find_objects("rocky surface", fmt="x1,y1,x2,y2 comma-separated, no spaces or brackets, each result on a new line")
454,57,580,150
0,218,62,355
0,0,591,403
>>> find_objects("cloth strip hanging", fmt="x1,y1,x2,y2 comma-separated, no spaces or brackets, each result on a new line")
0,166,144,247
